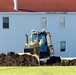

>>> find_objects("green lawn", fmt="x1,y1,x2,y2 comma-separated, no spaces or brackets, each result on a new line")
0,66,76,75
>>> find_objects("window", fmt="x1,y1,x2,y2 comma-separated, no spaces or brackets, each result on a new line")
60,41,66,52
60,17,65,28
32,34,39,42
41,17,47,29
3,17,9,29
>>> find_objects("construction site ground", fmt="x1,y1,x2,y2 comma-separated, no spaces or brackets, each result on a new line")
0,52,76,66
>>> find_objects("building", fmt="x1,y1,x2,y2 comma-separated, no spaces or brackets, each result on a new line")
0,0,76,57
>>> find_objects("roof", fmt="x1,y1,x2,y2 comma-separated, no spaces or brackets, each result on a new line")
0,0,76,12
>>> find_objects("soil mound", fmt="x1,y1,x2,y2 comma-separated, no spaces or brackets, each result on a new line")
0,52,76,66
0,52,39,66
47,57,76,66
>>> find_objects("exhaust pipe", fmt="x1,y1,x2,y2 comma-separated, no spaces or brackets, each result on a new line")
25,34,28,44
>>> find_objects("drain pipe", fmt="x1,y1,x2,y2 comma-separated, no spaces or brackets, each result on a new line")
13,0,18,10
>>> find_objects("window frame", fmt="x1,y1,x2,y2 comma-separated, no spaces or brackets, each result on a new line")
41,17,47,29
3,17,9,29
60,16,65,28
60,41,66,52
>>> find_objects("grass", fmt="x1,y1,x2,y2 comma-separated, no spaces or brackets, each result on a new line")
0,66,76,75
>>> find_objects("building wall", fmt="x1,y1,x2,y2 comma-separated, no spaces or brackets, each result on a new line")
0,12,76,57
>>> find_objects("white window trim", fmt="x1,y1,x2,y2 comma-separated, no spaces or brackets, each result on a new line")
60,41,67,52
41,17,47,29
60,16,65,28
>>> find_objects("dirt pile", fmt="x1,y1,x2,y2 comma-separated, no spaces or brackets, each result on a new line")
47,57,76,66
0,52,39,66
60,59,76,66
0,52,76,66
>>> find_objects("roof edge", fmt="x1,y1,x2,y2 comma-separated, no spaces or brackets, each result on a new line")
0,12,76,15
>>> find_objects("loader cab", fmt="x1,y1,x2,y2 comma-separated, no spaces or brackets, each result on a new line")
32,33,39,42
31,31,54,58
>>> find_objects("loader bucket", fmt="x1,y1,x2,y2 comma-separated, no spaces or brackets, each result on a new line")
47,56,61,65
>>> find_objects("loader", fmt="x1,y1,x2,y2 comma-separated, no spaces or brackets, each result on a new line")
24,29,61,65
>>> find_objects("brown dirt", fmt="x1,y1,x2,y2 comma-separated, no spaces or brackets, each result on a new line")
0,52,76,66
0,52,39,66
46,56,76,66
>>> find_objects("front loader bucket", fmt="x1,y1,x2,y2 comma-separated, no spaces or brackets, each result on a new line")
47,56,61,65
